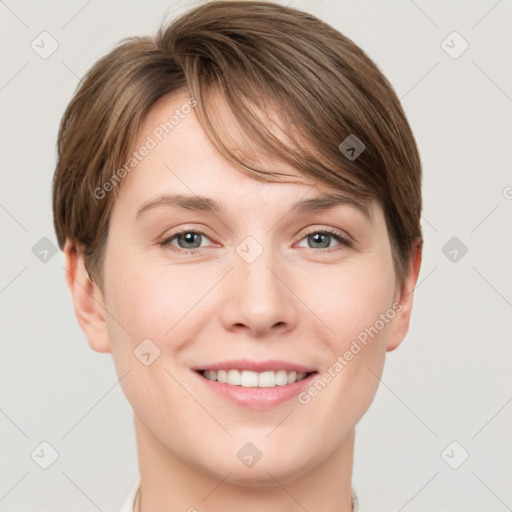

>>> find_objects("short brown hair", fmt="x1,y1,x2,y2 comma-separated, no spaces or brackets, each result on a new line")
52,0,422,288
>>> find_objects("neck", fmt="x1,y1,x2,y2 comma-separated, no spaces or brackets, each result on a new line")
133,413,355,512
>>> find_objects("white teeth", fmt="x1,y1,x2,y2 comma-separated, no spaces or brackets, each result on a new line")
240,370,259,387
275,370,288,386
202,369,311,387
227,369,241,386
258,371,275,388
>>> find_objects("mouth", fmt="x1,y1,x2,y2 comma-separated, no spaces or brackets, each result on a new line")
191,360,318,409
197,368,315,387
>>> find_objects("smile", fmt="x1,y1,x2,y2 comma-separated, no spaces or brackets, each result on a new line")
192,360,318,409
200,369,312,387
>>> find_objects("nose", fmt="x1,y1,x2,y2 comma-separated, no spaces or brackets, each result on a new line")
220,241,298,337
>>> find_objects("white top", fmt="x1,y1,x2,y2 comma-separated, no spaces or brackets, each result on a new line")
119,479,140,512
120,479,361,511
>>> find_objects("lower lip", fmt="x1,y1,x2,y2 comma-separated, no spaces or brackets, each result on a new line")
193,371,317,409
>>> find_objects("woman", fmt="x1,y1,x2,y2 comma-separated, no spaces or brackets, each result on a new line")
52,2,423,510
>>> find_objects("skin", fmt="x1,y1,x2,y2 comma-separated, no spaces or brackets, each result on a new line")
64,89,422,512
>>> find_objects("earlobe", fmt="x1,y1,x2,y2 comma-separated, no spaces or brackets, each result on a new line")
63,239,111,354
386,239,423,352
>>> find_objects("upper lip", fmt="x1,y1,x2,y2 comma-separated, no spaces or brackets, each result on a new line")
193,359,317,373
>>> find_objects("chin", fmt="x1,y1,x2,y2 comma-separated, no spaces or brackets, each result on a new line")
194,439,319,488
214,459,311,488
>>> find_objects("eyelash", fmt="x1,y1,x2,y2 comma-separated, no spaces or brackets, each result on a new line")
158,227,352,255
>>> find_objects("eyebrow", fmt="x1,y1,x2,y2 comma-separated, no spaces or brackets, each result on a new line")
135,192,371,220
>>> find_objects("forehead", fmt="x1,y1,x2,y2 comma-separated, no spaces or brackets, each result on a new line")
113,89,376,222
114,89,290,195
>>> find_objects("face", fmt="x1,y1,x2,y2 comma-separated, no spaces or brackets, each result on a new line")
70,89,420,486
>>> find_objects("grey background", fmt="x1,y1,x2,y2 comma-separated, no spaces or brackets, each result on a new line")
1,0,511,511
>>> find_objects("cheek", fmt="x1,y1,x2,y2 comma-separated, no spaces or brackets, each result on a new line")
101,260,198,436
296,260,396,420
306,259,396,351
104,252,207,343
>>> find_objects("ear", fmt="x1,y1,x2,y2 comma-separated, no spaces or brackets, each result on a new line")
386,239,423,352
63,239,111,353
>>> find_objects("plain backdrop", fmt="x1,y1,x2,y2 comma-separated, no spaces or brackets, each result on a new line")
1,1,511,511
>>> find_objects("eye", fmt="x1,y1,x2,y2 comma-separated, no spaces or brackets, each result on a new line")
159,227,352,255
296,228,352,252
159,229,213,254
